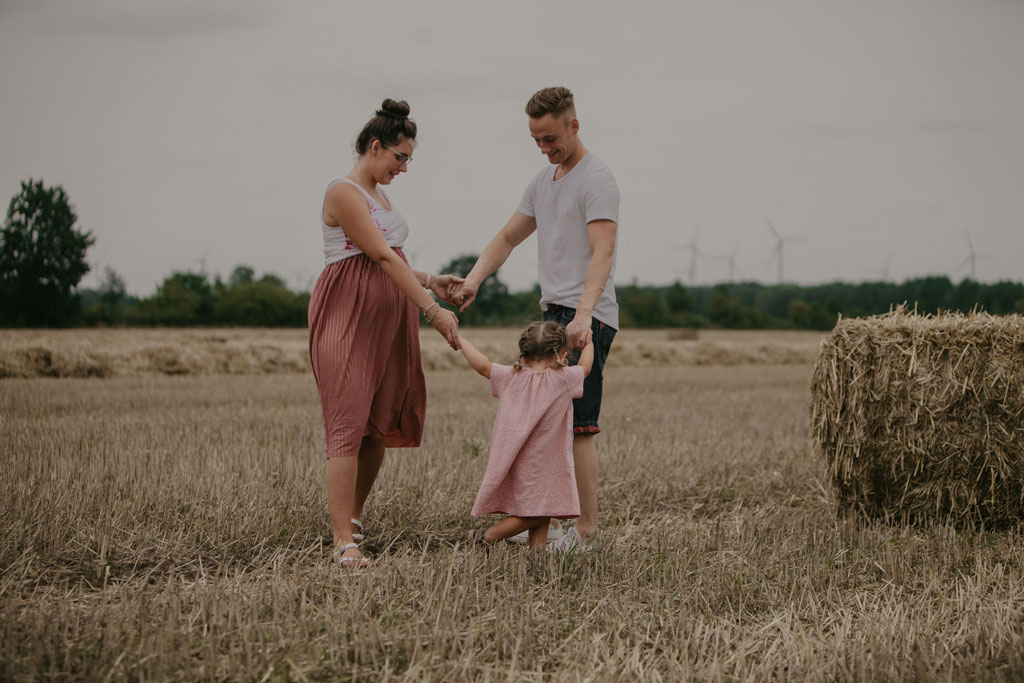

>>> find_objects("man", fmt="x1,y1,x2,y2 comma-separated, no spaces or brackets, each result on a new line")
453,86,619,548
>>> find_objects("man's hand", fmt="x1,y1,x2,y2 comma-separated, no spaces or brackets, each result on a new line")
566,314,592,350
451,279,479,312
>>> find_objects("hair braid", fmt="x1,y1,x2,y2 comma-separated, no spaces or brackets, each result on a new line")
513,320,568,371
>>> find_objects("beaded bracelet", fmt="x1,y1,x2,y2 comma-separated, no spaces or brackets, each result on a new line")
423,302,439,323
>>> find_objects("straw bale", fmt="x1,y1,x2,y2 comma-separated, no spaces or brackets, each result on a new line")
0,346,111,378
0,327,824,379
667,328,700,341
810,306,1024,525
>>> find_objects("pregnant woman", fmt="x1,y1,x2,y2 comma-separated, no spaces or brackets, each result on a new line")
308,98,461,569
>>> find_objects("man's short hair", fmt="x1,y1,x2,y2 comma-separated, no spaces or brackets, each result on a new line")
525,87,576,120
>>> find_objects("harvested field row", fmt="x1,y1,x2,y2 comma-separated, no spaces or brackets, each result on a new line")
4,367,1024,680
0,327,825,378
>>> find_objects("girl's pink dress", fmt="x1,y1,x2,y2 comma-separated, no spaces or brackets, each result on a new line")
471,363,585,519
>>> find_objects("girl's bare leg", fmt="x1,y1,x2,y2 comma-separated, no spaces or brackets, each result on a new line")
484,516,550,546
526,519,552,551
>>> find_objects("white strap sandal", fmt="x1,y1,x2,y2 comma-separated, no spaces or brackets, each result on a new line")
350,518,364,543
333,543,370,569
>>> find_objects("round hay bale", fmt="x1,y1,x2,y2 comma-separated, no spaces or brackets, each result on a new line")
810,306,1024,526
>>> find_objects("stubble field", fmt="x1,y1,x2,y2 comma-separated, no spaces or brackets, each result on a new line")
2,328,1023,681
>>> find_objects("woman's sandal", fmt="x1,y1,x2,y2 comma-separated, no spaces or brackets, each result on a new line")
333,543,371,569
350,518,364,543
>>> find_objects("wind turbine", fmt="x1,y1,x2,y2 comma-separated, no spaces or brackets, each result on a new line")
956,231,996,280
870,253,893,282
191,246,211,277
291,269,316,292
713,240,743,283
763,216,806,283
674,223,703,285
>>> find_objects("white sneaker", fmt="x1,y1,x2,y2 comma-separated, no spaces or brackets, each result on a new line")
553,527,592,552
508,524,565,545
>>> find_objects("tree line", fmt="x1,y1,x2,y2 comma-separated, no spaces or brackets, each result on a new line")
74,263,1024,331
618,277,1024,330
78,265,311,327
3,179,1023,329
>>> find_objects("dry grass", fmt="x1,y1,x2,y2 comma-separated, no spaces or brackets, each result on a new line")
3,332,1024,680
0,327,825,378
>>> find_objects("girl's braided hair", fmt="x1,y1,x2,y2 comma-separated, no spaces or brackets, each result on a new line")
513,321,568,372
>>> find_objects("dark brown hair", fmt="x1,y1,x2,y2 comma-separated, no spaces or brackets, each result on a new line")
355,98,417,155
525,86,576,120
513,321,568,371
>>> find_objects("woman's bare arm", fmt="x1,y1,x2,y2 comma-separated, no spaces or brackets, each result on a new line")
325,183,459,348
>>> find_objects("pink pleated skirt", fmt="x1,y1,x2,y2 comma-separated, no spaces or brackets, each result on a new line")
308,250,425,459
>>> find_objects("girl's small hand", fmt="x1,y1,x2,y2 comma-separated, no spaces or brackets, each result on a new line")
429,274,465,306
431,307,461,350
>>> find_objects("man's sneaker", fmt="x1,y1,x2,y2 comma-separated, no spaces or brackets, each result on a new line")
553,526,593,552
508,525,565,545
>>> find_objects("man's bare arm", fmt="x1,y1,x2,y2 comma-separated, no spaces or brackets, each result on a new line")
566,219,617,348
454,212,537,311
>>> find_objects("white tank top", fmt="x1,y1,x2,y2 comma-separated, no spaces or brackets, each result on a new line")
321,178,410,265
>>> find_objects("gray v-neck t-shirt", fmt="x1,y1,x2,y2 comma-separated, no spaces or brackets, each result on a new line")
517,153,621,329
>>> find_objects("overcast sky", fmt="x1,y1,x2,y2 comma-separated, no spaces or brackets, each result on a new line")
2,0,1022,296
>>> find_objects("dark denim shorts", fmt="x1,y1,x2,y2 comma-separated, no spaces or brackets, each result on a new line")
543,305,617,435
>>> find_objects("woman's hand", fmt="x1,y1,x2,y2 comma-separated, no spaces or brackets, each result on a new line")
429,274,465,307
430,307,461,350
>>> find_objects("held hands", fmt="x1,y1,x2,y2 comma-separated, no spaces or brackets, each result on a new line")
565,314,592,350
428,273,465,307
430,306,461,350
450,279,478,312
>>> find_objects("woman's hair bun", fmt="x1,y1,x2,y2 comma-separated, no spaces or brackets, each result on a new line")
377,99,411,119
355,97,417,155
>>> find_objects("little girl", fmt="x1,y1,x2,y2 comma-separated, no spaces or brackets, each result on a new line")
458,321,594,551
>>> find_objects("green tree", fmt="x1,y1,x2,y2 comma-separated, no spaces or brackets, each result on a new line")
133,271,214,325
906,276,953,313
0,179,94,326
664,280,697,326
229,265,255,288
788,300,814,328
621,282,669,327
986,281,1024,314
258,273,287,289
214,279,305,326
708,285,752,328
83,266,131,325
98,266,128,306
665,280,693,314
